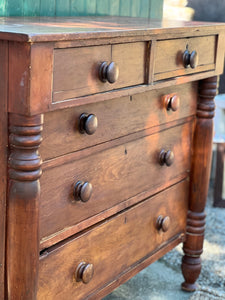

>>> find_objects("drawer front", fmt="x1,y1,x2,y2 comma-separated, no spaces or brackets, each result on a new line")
53,42,146,102
41,82,197,160
38,181,188,300
154,35,216,81
40,122,192,240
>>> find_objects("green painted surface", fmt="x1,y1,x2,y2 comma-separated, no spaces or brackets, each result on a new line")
0,0,163,19
130,0,140,17
24,0,40,16
85,0,97,15
119,0,131,17
0,0,6,16
140,0,150,18
40,0,55,16
150,0,164,19
109,0,120,16
55,0,71,16
71,0,85,16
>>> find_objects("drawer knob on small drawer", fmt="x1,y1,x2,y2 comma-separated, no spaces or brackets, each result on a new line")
156,215,170,232
166,95,180,112
73,181,93,202
75,262,94,284
159,149,174,167
183,49,198,69
79,113,98,135
99,61,119,84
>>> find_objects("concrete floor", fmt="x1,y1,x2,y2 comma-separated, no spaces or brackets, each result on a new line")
104,258,190,300
103,189,225,300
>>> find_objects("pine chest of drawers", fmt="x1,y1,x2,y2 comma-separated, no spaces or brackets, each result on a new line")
0,17,225,300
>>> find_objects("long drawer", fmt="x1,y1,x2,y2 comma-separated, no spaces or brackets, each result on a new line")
38,180,188,300
40,82,197,160
40,122,192,241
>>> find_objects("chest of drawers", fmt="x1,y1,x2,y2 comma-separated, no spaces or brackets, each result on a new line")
0,17,225,300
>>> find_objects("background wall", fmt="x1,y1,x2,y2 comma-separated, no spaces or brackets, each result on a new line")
0,0,163,19
187,0,225,93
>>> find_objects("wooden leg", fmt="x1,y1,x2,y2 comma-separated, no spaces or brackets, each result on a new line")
6,114,43,300
181,76,217,292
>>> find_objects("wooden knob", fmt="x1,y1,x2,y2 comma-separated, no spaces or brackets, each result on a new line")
166,94,180,111
99,61,119,83
75,262,94,284
73,181,93,202
183,49,198,69
79,113,98,135
159,149,174,167
156,215,170,232
189,50,198,69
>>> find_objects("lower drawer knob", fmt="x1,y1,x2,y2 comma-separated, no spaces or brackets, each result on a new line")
75,262,94,284
73,181,93,202
156,215,170,232
79,113,98,135
159,149,174,167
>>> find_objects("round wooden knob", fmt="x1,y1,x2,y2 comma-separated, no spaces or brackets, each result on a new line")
79,113,98,135
156,215,170,232
99,61,119,84
183,49,198,69
73,181,93,202
75,262,94,284
166,95,180,111
159,149,174,167
190,50,198,69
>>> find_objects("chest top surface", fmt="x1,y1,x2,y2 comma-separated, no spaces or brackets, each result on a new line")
0,16,224,41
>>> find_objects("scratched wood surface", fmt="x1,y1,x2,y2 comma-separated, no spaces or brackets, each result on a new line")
0,0,163,19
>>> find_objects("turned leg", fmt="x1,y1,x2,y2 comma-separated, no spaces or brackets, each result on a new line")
181,76,217,291
6,114,43,300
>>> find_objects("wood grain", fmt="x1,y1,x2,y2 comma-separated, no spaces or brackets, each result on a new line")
7,114,43,300
41,82,197,160
38,180,188,300
53,42,146,102
40,122,192,241
182,76,217,291
8,41,31,115
8,42,53,116
154,35,217,80
0,40,8,300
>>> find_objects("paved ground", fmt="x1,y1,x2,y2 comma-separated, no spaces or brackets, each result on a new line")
104,188,225,300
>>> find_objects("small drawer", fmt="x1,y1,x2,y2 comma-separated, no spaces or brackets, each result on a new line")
154,35,217,81
52,42,146,102
38,181,188,300
40,82,197,160
40,122,192,241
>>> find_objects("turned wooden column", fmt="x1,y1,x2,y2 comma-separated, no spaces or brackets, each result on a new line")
181,76,217,291
6,114,43,300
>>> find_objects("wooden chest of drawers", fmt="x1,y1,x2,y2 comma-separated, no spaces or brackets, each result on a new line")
0,17,225,300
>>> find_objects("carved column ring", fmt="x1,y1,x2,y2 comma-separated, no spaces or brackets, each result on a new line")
9,157,42,170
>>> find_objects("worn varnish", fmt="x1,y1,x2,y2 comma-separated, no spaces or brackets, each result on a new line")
38,181,188,300
0,17,225,299
53,42,146,101
40,82,197,160
154,35,217,80
40,122,192,242
0,40,8,300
